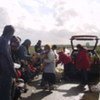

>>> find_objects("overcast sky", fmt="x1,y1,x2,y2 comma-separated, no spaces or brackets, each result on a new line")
0,0,100,45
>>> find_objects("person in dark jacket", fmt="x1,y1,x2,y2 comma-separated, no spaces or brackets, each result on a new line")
18,39,31,61
34,40,43,53
0,25,17,100
18,39,32,83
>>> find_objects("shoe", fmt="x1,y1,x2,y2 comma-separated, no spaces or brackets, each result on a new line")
49,86,54,91
23,88,28,93
77,84,85,90
43,84,49,91
88,85,92,92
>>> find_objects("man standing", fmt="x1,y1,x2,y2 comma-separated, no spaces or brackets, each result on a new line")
34,40,43,54
75,44,91,91
0,25,17,100
42,44,56,90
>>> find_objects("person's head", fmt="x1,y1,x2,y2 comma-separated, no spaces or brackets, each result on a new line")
37,40,41,45
22,39,31,48
2,25,15,37
76,44,84,50
44,44,50,52
62,47,66,52
10,36,21,50
17,36,21,43
52,45,57,50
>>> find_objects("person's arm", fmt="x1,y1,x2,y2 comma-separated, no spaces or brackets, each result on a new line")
7,47,17,78
56,55,62,64
20,46,32,60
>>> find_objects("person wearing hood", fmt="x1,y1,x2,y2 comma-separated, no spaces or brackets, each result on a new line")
18,39,32,83
0,25,17,100
18,39,32,61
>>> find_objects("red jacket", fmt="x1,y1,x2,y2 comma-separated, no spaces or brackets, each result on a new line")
57,52,72,65
75,49,91,70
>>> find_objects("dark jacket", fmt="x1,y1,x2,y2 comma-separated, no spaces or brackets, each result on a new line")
0,36,16,78
18,39,31,61
34,42,42,53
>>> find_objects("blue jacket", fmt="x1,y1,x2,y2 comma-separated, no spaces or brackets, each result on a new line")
18,39,31,61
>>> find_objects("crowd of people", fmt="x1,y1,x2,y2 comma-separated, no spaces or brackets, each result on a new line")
0,25,92,100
